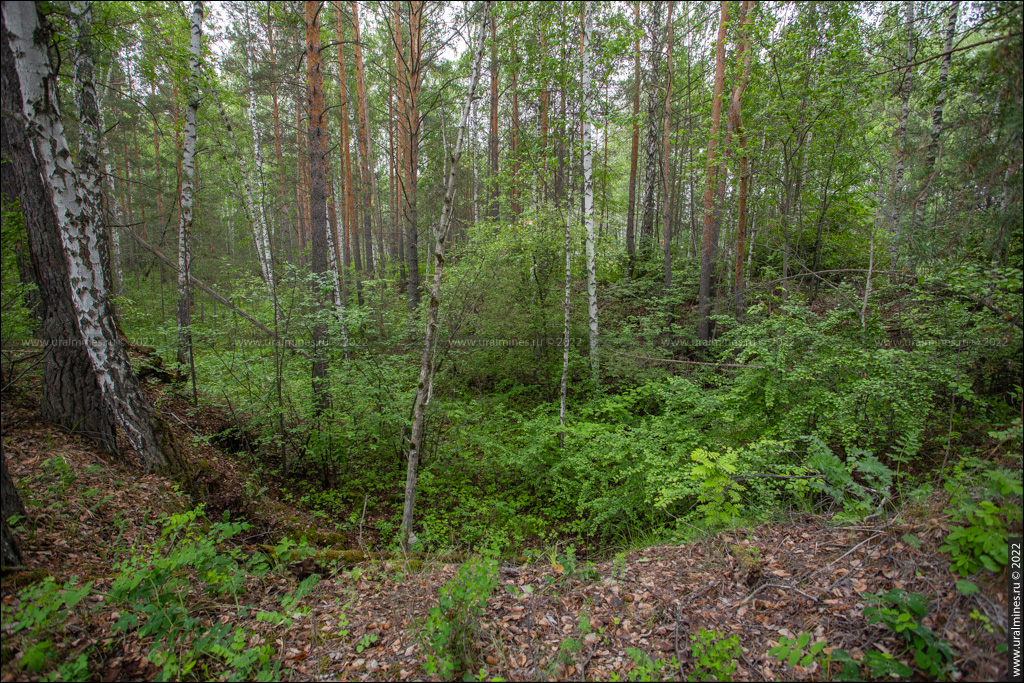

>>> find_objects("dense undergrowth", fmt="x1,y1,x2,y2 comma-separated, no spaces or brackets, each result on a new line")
3,215,1022,680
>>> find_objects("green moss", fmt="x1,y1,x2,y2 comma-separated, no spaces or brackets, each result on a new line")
0,568,54,590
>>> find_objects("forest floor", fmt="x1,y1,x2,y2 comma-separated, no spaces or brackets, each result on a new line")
0,377,1011,682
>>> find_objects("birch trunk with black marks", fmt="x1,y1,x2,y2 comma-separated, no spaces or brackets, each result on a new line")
242,3,274,292
177,2,202,372
626,1,640,278
3,0,185,474
70,2,119,300
581,4,598,382
401,11,487,553
1,23,117,453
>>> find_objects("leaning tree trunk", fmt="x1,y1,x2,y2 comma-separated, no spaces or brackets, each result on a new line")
177,1,202,376
697,0,729,342
3,1,185,474
1,445,25,567
3,16,118,454
401,10,487,553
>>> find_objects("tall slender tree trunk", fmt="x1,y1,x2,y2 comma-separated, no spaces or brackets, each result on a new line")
176,2,201,382
626,1,641,278
334,4,358,300
639,1,665,249
888,1,915,272
732,0,754,318
511,48,521,219
3,0,186,474
913,0,958,237
305,0,331,415
697,1,729,342
661,2,676,290
487,10,499,222
539,30,550,203
268,5,293,265
581,4,598,382
241,3,274,293
401,11,487,552
350,1,378,275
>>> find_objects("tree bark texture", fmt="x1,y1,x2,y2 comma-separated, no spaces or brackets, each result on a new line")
305,0,331,415
3,1,185,474
401,10,487,553
697,1,729,342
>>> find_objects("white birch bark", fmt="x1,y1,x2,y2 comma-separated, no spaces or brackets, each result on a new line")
559,205,571,438
213,92,275,295
581,4,598,382
177,1,202,368
3,0,183,472
97,60,124,295
70,1,119,298
401,9,488,553
244,2,274,288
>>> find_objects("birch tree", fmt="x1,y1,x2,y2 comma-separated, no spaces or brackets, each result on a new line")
242,1,274,291
177,1,202,379
1,16,117,454
2,0,186,474
581,4,598,381
626,1,641,278
401,9,488,553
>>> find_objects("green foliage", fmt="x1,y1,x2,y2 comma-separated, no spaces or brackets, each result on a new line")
107,506,280,681
690,448,746,525
862,590,954,679
608,648,679,682
419,553,500,679
768,632,827,669
0,197,36,354
2,576,94,680
688,629,742,681
940,460,1022,576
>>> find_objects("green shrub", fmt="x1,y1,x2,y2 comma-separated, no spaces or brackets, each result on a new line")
940,460,1022,576
419,553,499,678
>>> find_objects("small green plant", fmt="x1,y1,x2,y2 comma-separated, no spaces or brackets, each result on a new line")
690,449,746,525
419,553,499,678
940,464,1022,576
689,629,742,681
612,552,627,580
355,633,378,653
607,648,679,682
863,589,954,679
768,632,827,669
